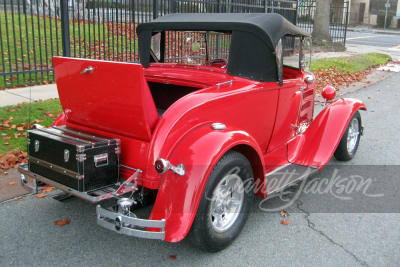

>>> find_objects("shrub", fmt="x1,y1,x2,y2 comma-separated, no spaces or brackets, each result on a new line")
377,12,394,28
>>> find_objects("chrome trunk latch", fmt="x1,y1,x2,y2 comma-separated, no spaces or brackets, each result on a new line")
64,149,70,162
34,140,39,152
80,66,93,74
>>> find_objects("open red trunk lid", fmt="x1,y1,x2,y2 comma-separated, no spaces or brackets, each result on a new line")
53,57,159,142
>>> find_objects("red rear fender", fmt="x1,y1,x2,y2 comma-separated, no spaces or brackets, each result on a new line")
148,125,265,242
288,98,366,169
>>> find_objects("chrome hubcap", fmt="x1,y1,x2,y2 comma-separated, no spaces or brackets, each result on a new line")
347,117,360,153
210,171,244,233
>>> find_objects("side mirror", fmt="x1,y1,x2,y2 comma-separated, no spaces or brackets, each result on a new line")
321,86,336,101
304,74,314,84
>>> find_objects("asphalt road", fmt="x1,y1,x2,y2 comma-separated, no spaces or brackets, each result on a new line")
346,31,400,48
1,72,400,266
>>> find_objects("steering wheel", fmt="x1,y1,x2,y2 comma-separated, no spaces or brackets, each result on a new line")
202,58,228,68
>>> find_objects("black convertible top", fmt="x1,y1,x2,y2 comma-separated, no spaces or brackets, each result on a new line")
137,13,310,83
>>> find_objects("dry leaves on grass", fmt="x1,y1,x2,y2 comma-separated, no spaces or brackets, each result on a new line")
54,219,70,226
0,150,28,170
314,67,372,93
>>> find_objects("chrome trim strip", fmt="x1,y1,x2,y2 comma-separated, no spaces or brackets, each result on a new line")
28,156,84,180
96,205,165,240
216,79,233,89
53,126,113,143
36,128,94,145
17,164,135,203
266,164,318,195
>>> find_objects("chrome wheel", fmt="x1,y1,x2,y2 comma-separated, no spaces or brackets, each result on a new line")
347,117,360,153
189,151,253,252
334,111,362,161
210,170,244,233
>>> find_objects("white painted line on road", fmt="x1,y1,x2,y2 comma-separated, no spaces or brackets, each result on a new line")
347,35,386,40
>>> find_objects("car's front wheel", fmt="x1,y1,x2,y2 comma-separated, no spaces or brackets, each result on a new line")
334,110,362,161
188,151,254,252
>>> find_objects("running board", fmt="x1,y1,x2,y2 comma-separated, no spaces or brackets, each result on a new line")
266,164,317,195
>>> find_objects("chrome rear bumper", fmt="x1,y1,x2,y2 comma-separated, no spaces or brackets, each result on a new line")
18,163,166,240
96,205,165,240
18,164,137,202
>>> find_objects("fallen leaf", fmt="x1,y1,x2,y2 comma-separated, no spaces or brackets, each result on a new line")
280,210,290,218
17,127,24,131
35,193,47,198
3,142,9,145
170,255,177,260
14,196,22,200
54,219,70,226
14,134,19,139
38,107,44,110
8,181,15,185
42,187,53,193
3,136,11,140
281,220,289,225
3,172,8,175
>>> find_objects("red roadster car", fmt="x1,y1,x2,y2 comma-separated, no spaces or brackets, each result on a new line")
19,13,366,252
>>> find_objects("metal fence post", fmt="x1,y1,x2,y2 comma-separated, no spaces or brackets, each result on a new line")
60,0,70,57
153,0,159,19
344,1,349,46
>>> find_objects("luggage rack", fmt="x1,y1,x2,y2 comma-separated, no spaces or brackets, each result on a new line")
18,163,141,203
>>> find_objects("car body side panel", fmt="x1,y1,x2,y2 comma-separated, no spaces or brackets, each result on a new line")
287,98,366,169
148,126,265,242
145,78,280,181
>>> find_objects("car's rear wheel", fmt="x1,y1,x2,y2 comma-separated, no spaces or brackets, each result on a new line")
188,151,254,252
334,110,362,161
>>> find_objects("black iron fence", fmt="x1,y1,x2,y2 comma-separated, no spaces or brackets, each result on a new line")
0,0,347,89
298,1,349,45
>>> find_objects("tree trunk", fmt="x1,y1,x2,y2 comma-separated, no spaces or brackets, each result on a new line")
312,0,332,43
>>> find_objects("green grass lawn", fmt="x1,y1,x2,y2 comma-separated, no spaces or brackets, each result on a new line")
0,99,62,154
0,11,138,89
311,53,391,73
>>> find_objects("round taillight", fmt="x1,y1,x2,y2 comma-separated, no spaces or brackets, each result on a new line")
155,158,169,174
321,86,336,101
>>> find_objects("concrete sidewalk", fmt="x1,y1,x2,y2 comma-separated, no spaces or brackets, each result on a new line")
0,83,59,107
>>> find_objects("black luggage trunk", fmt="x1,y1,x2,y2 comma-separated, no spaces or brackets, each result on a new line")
28,126,120,192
